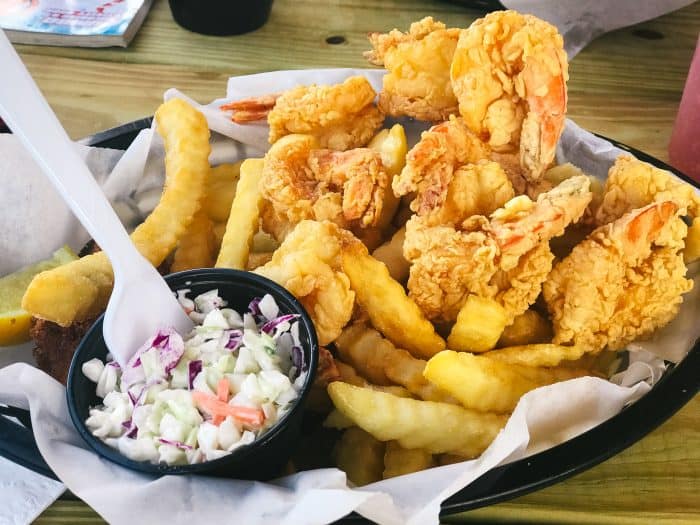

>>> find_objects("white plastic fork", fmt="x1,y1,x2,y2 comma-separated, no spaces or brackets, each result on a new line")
0,30,193,367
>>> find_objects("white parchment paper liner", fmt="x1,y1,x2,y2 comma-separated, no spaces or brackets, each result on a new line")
1,68,698,525
501,0,696,57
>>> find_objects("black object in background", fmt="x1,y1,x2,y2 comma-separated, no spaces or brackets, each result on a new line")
168,0,273,36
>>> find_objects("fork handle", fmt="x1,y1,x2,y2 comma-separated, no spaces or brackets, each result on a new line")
0,29,138,282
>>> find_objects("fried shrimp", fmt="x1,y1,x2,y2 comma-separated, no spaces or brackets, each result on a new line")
365,17,460,121
404,176,592,322
254,220,355,345
451,10,568,181
595,155,700,225
221,76,384,150
392,116,491,215
544,201,693,353
259,134,391,241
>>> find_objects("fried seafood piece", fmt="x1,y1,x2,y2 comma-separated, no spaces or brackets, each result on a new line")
392,116,491,214
426,161,515,226
259,134,391,241
451,10,568,182
254,220,355,345
365,17,460,121
221,76,384,150
595,155,700,225
404,176,592,322
544,201,693,353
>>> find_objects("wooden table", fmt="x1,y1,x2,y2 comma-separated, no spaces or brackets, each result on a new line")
17,0,698,523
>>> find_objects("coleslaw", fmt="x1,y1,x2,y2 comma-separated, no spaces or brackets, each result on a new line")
82,290,307,465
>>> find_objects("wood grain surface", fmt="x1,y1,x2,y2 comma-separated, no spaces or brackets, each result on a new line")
21,0,700,523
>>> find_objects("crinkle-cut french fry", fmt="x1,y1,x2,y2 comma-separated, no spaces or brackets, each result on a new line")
371,226,409,282
336,360,368,387
23,99,210,325
447,295,507,353
334,427,386,487
340,238,445,359
215,158,265,270
382,441,434,479
328,382,506,457
335,361,413,398
335,323,455,403
485,343,586,368
497,309,553,348
684,217,700,263
324,408,355,429
204,162,241,223
512,363,589,384
170,209,217,272
424,351,588,413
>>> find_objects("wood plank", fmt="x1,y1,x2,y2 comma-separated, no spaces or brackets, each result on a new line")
18,0,700,523
16,0,699,158
34,397,699,524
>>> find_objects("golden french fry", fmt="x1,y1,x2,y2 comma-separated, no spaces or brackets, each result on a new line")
424,351,587,413
368,124,408,177
545,163,603,198
497,309,553,347
335,323,454,402
215,158,265,270
684,216,700,263
485,343,586,368
512,363,589,384
334,427,386,486
204,162,241,223
170,209,217,272
23,99,211,325
368,124,406,231
436,454,467,466
340,238,445,359
324,408,355,430
382,441,434,479
447,295,507,352
336,360,368,387
375,385,414,398
335,361,414,398
328,382,506,457
544,163,585,186
371,226,409,282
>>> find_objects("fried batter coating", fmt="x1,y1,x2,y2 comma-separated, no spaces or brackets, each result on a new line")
222,76,384,150
595,155,700,225
544,201,693,352
254,220,355,345
259,134,391,242
365,17,460,121
392,116,491,215
404,176,592,322
451,10,568,181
